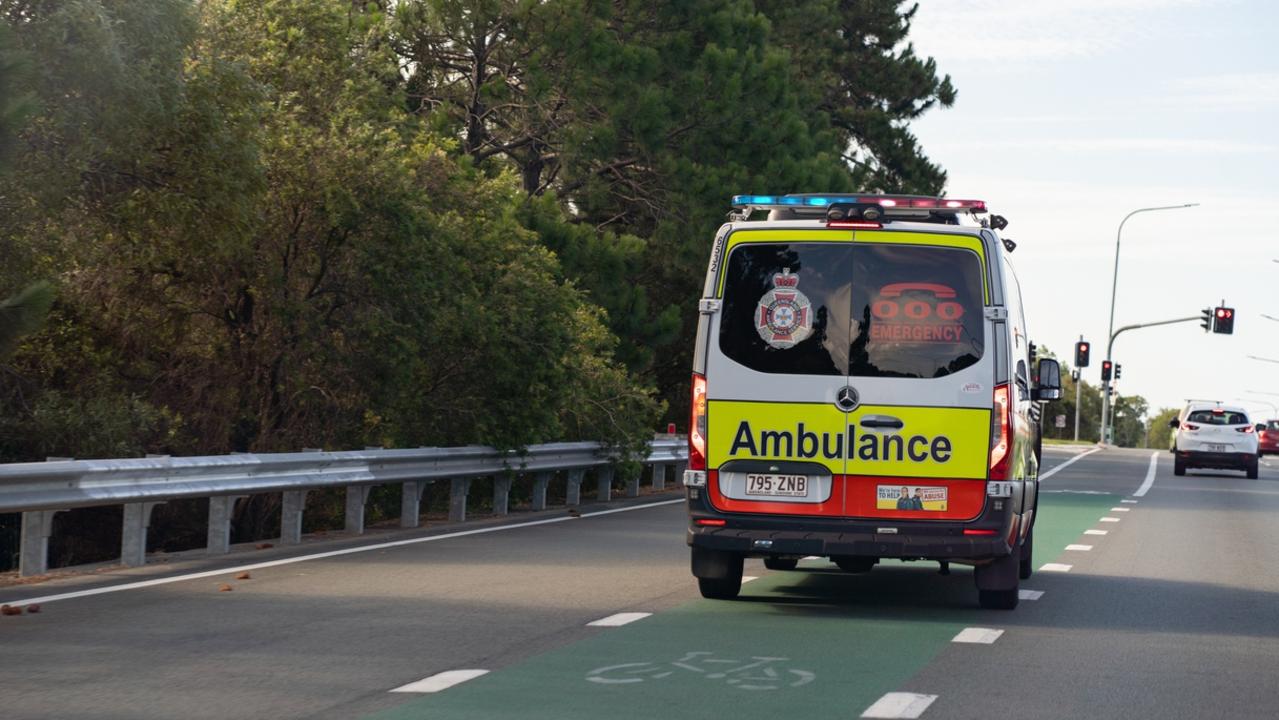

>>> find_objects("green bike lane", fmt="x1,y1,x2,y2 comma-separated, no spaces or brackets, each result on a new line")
368,491,1117,720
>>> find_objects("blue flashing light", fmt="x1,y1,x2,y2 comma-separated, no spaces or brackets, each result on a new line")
731,194,858,208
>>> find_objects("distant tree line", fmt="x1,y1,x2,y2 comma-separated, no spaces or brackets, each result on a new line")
0,0,956,569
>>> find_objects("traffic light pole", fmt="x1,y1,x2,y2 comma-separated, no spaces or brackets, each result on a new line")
1100,314,1201,443
1074,335,1084,442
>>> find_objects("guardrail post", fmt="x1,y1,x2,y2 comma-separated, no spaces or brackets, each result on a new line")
625,467,641,498
531,472,552,511
121,502,163,567
596,466,614,502
449,478,471,522
401,481,429,528
280,490,307,544
345,485,372,534
493,475,512,515
206,496,246,555
674,460,688,488
566,469,585,506
19,509,62,577
652,463,669,491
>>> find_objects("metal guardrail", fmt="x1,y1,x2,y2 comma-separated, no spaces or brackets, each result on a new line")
1,438,688,578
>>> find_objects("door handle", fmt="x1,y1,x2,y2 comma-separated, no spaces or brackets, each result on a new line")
860,415,904,430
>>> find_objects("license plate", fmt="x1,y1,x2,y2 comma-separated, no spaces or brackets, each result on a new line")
1208,443,1229,453
744,473,808,497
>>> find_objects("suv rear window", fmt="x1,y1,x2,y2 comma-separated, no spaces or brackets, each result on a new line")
718,242,985,378
1187,410,1249,425
1268,421,1279,431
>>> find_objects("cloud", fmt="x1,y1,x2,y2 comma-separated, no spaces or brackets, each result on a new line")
930,137,1278,155
1156,73,1279,111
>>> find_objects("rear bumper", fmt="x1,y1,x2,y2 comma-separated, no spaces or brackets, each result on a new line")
686,490,1017,561
1177,450,1254,469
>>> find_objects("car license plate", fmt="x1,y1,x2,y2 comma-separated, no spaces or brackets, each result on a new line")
1208,443,1228,453
744,473,808,497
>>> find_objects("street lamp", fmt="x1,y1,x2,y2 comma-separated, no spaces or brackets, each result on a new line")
1100,203,1199,443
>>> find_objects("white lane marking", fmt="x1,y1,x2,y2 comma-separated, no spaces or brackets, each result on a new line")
741,576,759,583
1110,507,1130,512
1121,499,1138,504
1040,489,1106,495
803,555,821,561
0,498,687,608
1065,544,1093,552
1038,448,1101,481
1133,451,1159,497
861,692,938,719
587,612,651,627
391,669,488,693
952,627,1004,644
1040,563,1073,572
1084,529,1109,536
1100,517,1121,523
1019,589,1044,600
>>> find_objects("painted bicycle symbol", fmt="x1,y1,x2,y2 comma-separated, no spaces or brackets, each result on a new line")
586,651,815,691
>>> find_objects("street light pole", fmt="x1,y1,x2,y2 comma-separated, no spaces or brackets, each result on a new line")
1100,203,1199,443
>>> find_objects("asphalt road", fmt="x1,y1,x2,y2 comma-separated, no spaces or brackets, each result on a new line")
3,446,1278,719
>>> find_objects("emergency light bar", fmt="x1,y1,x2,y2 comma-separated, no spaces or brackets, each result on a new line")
731,194,988,212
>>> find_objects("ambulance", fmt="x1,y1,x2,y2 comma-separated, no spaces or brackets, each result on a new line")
684,194,1062,610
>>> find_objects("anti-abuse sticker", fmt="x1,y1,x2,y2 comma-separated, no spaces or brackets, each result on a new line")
877,484,948,511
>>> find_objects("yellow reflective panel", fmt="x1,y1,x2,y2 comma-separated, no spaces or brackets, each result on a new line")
707,400,990,479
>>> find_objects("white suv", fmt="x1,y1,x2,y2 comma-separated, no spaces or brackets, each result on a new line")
1170,403,1260,478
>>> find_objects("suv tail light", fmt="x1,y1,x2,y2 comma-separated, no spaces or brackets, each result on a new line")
1183,422,1199,431
690,373,708,470
1236,425,1255,434
989,384,1011,480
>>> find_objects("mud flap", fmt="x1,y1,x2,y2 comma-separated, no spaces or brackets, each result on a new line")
691,546,744,580
973,541,1021,591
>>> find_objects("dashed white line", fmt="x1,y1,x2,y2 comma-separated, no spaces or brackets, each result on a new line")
391,669,489,693
862,692,939,719
1040,563,1073,573
741,576,759,583
1019,589,1045,600
1065,544,1093,552
952,627,1004,644
1100,517,1121,523
1110,507,1130,512
1121,499,1138,504
1038,447,1102,480
587,612,651,627
1084,529,1109,536
1133,451,1159,497
0,498,687,608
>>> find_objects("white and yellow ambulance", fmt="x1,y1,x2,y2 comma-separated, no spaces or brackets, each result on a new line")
684,194,1062,610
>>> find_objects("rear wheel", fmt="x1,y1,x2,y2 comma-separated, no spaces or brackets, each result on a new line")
764,557,799,571
979,588,1020,610
833,556,876,573
698,576,743,600
1247,456,1259,480
1019,528,1034,580
1174,456,1186,476
691,547,744,600
974,541,1020,610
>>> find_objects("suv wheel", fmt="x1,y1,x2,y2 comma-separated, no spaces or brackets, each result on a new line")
764,557,799,571
1247,455,1259,480
1174,456,1186,476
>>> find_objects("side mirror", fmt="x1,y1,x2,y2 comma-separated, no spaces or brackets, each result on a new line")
1032,358,1062,401
1169,418,1180,429
1257,423,1266,432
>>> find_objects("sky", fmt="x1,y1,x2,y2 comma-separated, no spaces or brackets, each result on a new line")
909,0,1279,424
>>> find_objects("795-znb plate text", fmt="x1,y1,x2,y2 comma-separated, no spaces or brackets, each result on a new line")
745,474,808,498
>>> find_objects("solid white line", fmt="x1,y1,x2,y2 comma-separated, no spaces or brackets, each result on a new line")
1121,499,1138,504
1133,451,1159,497
1084,529,1109,536
1018,589,1044,600
861,692,938,719
952,627,1004,644
1065,544,1093,552
1100,517,1121,523
587,612,651,627
741,576,759,583
390,669,488,693
1110,507,1130,512
1040,563,1072,573
1,498,686,608
1038,448,1102,480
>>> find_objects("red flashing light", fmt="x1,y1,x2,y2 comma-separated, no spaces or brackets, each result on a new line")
963,528,999,536
695,518,726,527
827,220,882,229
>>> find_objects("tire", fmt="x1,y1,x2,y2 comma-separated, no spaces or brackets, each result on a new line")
764,557,799,571
1174,456,1186,476
833,556,876,573
1019,528,1034,580
979,588,1020,610
698,576,742,600
1247,456,1259,480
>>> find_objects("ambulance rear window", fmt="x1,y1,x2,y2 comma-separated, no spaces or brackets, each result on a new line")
718,242,984,378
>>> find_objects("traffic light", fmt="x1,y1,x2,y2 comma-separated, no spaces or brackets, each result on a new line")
1114,363,1122,380
1101,360,1113,382
1213,306,1235,334
1074,340,1091,368
1106,385,1114,397
1200,308,1212,332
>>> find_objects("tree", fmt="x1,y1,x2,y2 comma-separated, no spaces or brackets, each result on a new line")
1146,407,1179,451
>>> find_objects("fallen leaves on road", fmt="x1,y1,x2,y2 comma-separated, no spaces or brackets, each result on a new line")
27,604,41,613
218,583,233,592
255,543,274,550
1,604,22,615
235,572,251,580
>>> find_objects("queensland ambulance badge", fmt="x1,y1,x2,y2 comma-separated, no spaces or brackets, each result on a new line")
756,269,813,349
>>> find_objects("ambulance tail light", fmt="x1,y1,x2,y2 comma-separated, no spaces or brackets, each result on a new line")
690,373,708,471
989,384,1012,480
963,528,999,536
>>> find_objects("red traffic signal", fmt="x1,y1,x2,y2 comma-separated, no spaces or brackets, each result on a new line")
1074,340,1091,368
1101,360,1113,382
1213,306,1235,334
